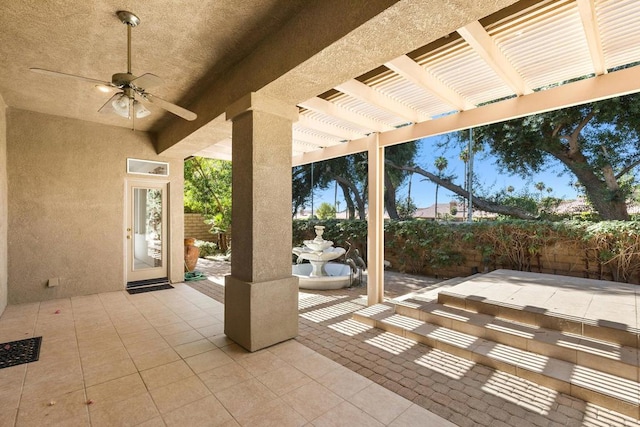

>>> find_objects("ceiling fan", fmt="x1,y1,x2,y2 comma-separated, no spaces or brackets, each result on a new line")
30,10,197,123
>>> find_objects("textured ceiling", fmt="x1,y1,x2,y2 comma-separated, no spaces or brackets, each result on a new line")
0,1,306,132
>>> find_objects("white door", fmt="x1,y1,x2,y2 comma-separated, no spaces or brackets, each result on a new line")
126,180,168,283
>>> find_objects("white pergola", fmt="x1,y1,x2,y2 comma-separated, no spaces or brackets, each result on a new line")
195,0,640,305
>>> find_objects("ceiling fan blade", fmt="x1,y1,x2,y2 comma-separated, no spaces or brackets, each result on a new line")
140,93,197,121
98,93,122,114
30,68,114,87
131,73,162,90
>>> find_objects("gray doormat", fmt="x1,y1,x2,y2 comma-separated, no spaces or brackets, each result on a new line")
0,337,42,369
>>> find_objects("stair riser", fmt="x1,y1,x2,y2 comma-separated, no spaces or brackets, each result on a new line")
438,293,639,348
395,303,639,381
367,315,640,420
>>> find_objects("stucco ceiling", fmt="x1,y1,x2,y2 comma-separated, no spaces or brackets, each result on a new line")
0,1,306,132
4,1,638,164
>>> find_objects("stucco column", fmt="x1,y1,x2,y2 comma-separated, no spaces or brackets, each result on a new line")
224,93,299,352
367,134,384,305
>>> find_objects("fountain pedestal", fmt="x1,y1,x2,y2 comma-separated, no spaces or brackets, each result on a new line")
292,225,353,289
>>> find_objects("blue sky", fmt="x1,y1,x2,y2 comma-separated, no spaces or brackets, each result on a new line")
312,135,579,210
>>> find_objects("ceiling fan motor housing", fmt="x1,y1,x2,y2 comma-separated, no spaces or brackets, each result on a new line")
112,73,136,87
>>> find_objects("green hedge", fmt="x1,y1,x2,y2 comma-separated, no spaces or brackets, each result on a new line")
293,219,640,283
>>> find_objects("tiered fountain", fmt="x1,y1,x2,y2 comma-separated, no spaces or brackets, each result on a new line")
292,225,353,290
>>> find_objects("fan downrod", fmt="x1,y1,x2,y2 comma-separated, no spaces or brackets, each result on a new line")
116,11,140,27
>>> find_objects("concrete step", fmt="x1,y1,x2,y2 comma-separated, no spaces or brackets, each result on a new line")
392,276,472,303
394,297,640,382
437,289,639,348
353,304,640,419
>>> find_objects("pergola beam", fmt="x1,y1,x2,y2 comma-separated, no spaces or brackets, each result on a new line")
457,21,533,95
335,79,429,123
296,114,363,141
577,0,606,75
299,97,395,133
292,65,640,166
385,55,475,111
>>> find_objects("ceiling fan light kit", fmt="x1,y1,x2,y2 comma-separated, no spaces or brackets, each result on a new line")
29,10,196,124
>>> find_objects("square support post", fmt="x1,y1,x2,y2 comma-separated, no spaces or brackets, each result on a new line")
367,134,384,305
224,93,299,352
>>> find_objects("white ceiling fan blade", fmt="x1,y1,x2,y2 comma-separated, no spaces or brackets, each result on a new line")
140,93,197,121
131,73,162,90
30,68,114,87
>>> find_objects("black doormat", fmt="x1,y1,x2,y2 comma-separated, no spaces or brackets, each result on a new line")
126,284,174,294
126,277,170,288
0,337,42,370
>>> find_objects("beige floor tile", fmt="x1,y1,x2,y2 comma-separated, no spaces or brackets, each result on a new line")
268,340,317,363
316,366,372,399
163,329,205,347
140,359,195,390
196,323,225,338
156,320,194,337
163,395,233,427
215,378,278,418
185,348,234,374
347,383,412,425
16,388,89,426
209,334,234,348
256,365,312,396
310,401,384,427
0,408,17,427
388,404,457,426
88,392,160,427
119,328,162,346
135,416,167,427
237,350,290,377
150,375,211,414
83,357,138,387
198,362,254,394
80,346,131,368
281,381,344,422
21,369,85,402
186,315,219,329
174,338,217,358
124,336,171,357
235,397,307,427
289,352,341,380
131,347,181,371
220,342,258,360
147,314,184,328
86,373,147,405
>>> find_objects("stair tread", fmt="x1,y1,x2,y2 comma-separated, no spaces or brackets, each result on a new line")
353,305,640,405
395,298,640,367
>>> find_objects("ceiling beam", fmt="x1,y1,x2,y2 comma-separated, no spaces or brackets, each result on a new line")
299,97,395,133
334,79,429,123
457,21,533,95
385,55,475,111
577,0,606,75
292,65,640,166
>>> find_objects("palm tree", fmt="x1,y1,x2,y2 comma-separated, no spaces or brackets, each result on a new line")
534,182,546,200
459,149,469,220
434,156,448,220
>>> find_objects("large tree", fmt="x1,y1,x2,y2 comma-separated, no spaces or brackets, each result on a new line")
184,157,232,233
464,94,640,220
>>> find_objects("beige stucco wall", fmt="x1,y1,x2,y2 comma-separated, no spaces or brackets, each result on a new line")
6,109,184,304
0,94,7,314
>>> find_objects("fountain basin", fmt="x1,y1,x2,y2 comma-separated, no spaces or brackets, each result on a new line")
293,262,352,290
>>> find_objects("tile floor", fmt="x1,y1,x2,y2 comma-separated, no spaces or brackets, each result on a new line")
0,283,453,426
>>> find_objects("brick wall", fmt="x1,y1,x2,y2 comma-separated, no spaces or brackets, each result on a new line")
184,213,215,242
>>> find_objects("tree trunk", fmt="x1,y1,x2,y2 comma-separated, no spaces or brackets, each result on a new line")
434,185,439,220
384,169,399,220
334,175,366,220
551,140,629,220
387,161,538,220
337,181,356,219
